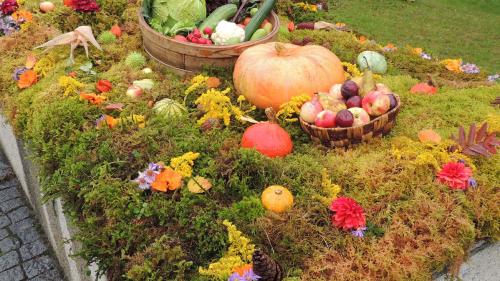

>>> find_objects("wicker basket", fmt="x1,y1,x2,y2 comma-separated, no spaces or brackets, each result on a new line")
299,95,402,148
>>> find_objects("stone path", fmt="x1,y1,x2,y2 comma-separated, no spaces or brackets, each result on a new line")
0,152,64,281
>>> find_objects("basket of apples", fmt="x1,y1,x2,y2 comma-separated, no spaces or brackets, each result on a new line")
299,70,401,148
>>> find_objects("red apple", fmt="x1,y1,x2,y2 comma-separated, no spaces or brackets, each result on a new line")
346,96,362,108
300,100,323,123
126,85,143,98
329,84,343,100
315,110,336,128
348,107,370,127
362,91,390,116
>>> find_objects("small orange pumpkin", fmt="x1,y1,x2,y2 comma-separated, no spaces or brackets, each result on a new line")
233,42,345,110
261,185,294,213
418,129,441,143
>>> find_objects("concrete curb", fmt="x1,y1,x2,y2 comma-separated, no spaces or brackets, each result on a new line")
1,114,106,281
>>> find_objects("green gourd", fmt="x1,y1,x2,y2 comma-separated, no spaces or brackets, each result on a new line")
199,4,238,34
356,51,388,74
153,98,187,121
244,0,276,41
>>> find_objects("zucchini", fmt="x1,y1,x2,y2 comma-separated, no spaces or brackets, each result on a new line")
249,29,268,41
199,4,238,33
244,0,277,41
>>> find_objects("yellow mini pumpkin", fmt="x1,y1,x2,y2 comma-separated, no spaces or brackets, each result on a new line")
261,185,294,213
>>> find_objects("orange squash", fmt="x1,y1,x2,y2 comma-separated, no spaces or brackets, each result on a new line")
233,42,345,110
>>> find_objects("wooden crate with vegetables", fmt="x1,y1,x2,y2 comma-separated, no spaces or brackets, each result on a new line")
139,0,279,74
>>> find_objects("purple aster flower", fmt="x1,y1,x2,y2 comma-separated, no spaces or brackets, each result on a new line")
420,52,432,60
460,63,480,74
467,177,477,188
147,162,162,172
228,268,260,281
134,171,151,190
95,115,106,127
12,66,27,80
487,74,499,82
351,226,367,238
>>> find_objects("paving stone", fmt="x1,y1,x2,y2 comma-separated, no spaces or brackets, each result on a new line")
0,251,20,272
9,218,40,244
0,265,24,281
0,197,24,213
0,228,8,240
7,206,31,223
20,240,48,261
0,237,20,254
0,185,20,202
0,215,10,228
28,269,63,281
22,255,57,279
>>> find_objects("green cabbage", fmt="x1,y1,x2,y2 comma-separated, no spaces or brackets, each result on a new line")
150,0,207,36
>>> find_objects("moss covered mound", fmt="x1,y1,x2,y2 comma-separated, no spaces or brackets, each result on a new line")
0,1,498,280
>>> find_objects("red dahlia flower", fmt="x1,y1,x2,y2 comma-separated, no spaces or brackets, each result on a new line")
437,161,472,190
1,0,18,15
96,79,112,93
65,0,100,13
329,197,366,231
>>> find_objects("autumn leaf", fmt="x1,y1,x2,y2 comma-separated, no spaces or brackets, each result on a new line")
187,176,212,193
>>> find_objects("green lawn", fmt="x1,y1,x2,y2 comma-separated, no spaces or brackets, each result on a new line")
328,0,500,73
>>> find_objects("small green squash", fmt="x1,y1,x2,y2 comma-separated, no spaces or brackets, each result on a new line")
153,98,187,121
357,51,387,74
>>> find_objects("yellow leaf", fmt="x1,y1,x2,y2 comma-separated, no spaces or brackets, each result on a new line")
187,176,212,193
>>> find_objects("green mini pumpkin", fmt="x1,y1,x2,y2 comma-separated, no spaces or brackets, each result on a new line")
153,98,187,121
357,51,387,74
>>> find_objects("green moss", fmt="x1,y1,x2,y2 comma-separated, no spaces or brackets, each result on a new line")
0,1,498,280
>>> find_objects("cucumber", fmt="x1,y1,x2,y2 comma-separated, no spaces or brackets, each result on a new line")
199,4,238,33
249,29,268,41
244,0,277,41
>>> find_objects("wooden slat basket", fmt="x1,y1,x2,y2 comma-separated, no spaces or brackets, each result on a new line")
138,9,280,75
299,95,402,148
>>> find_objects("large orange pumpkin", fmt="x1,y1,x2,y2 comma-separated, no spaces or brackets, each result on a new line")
233,42,345,110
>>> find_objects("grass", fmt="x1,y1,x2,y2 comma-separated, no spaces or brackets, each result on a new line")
328,0,500,73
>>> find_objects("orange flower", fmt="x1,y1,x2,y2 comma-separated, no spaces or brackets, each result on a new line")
233,264,253,276
80,92,107,105
412,48,423,55
358,36,367,44
441,59,462,73
12,10,33,22
18,70,37,89
25,54,36,69
151,167,183,192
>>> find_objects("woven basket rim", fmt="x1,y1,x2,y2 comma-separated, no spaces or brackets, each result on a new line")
299,94,402,131
138,9,280,50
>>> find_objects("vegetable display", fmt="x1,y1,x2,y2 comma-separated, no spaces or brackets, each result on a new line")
234,42,345,110
143,0,277,45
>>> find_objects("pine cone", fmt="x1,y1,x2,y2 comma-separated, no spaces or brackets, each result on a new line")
252,249,284,281
450,123,499,157
200,118,221,132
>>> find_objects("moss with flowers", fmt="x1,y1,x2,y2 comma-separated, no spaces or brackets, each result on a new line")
0,1,499,281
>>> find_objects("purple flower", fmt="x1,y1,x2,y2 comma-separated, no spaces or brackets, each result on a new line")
228,269,260,281
467,177,477,188
487,74,499,82
461,63,480,74
420,52,432,60
134,171,151,190
351,226,367,238
147,162,162,172
12,66,27,80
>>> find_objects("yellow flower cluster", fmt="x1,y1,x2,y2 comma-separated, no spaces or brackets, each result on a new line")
314,168,342,206
58,76,84,96
295,2,318,12
34,56,55,78
484,114,500,133
199,220,255,280
342,62,362,78
185,74,209,96
391,136,475,171
195,88,255,126
276,94,310,122
170,152,200,178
